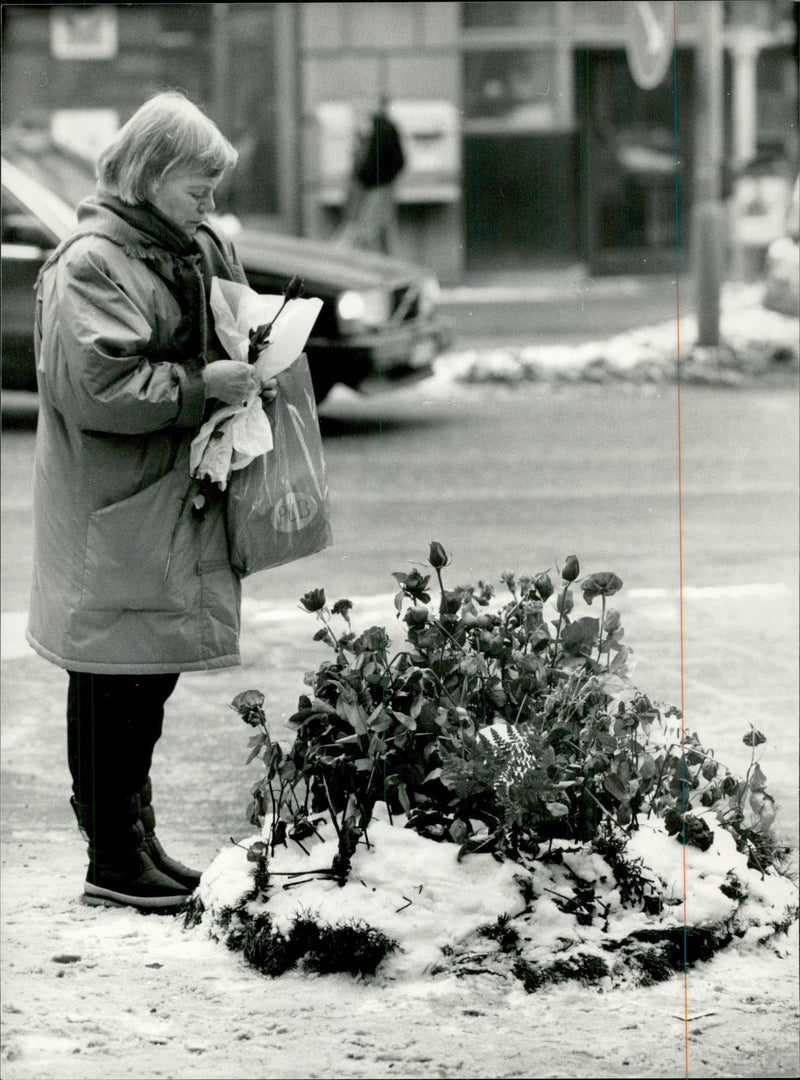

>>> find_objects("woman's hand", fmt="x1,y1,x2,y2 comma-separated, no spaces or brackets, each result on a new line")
259,377,278,405
202,360,259,405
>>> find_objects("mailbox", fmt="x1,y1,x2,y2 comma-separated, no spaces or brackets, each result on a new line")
315,99,460,205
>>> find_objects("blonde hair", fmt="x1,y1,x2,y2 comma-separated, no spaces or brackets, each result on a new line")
96,91,238,204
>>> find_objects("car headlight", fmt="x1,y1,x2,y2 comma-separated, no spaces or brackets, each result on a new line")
419,275,441,318
337,288,390,330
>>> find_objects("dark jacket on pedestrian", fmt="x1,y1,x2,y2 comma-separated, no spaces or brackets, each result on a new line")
354,112,405,190
26,197,248,674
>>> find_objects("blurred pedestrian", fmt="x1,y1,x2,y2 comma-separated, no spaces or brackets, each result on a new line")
27,91,278,912
335,97,406,254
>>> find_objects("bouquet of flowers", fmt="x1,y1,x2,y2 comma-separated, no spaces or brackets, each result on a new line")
190,275,322,489
190,275,331,576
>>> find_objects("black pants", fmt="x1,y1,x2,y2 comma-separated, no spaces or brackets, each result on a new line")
67,671,179,844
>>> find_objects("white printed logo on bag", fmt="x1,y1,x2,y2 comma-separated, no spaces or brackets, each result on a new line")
271,491,319,533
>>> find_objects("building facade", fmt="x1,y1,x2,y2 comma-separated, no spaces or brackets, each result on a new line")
2,2,797,282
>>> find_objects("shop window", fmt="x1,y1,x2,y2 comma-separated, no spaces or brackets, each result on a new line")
757,46,799,165
464,49,556,127
462,3,554,29
571,1,626,27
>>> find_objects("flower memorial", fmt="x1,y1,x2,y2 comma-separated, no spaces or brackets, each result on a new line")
186,546,798,989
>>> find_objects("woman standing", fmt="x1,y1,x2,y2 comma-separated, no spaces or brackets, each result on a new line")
27,91,276,911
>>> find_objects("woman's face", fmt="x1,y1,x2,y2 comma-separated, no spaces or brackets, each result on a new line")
149,169,222,235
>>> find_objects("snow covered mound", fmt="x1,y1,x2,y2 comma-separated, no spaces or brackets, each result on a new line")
192,802,797,990
433,284,799,388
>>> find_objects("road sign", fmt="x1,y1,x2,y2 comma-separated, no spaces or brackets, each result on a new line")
625,1,674,90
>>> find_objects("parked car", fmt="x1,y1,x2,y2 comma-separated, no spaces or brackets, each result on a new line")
1,148,451,402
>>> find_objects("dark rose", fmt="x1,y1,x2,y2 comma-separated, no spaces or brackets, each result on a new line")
404,605,430,628
354,626,389,653
231,689,266,726
561,555,580,582
300,588,326,612
246,840,269,862
331,598,353,619
534,573,554,601
742,729,766,747
428,541,450,569
397,568,431,604
284,274,304,300
582,572,623,605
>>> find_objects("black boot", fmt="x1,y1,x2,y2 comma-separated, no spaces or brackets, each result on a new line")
72,798,190,911
137,779,203,892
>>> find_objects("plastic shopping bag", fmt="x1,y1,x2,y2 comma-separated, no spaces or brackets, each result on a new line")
225,353,332,577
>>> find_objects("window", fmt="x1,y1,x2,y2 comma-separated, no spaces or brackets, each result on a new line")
462,3,554,30
464,49,556,128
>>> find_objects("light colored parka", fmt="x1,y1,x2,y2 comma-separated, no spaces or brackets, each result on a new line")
26,199,248,674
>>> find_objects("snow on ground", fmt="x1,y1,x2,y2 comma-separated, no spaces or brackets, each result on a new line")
2,286,798,1079
430,284,798,390
197,802,797,986
2,826,798,1080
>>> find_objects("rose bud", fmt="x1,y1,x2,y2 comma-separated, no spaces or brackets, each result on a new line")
404,605,429,628
428,541,449,569
561,555,580,582
283,274,304,300
534,572,554,601
299,588,326,612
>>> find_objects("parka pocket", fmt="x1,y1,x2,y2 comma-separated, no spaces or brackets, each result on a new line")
80,468,193,612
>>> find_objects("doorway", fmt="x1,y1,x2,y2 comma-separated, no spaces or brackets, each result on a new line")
575,48,694,275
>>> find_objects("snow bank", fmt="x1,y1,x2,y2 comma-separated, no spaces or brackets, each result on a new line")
432,284,799,388
197,803,798,990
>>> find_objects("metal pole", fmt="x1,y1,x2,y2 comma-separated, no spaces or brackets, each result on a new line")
694,0,725,347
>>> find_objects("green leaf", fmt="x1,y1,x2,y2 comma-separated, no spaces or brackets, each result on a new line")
639,754,657,780
561,617,599,651
545,802,570,817
749,790,776,828
701,758,718,781
336,693,369,735
749,763,768,791
449,818,469,844
603,772,628,802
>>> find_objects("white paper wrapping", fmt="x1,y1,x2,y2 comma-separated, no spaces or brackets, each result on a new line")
190,279,323,488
